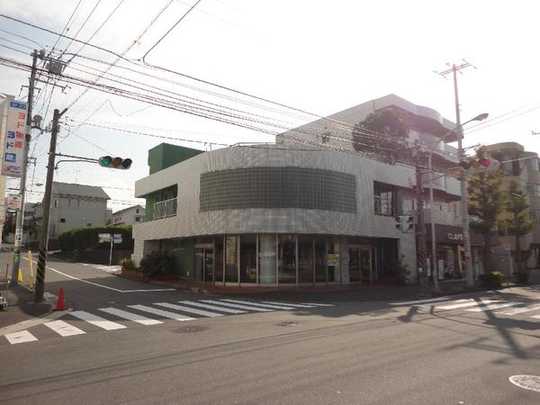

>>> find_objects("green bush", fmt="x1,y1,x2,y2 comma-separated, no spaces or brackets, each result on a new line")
59,226,133,252
480,271,505,289
139,251,175,278
120,257,137,272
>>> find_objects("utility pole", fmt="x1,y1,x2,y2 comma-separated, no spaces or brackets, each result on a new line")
10,49,38,286
415,155,427,282
34,108,67,303
427,152,439,291
437,61,475,288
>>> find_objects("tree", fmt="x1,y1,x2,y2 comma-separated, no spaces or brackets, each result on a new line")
468,168,505,272
499,181,534,281
352,108,410,163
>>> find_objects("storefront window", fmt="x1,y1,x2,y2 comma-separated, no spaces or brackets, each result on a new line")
225,236,238,283
214,236,224,283
298,236,314,283
240,235,257,283
315,238,327,283
259,234,276,284
327,239,339,282
278,235,296,284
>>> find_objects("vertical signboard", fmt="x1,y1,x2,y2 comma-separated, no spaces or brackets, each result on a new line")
2,100,27,178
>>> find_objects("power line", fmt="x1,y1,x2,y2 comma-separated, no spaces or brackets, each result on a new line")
48,0,83,57
141,0,204,63
60,0,104,58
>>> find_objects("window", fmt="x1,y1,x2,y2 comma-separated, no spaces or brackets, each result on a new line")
54,200,59,208
87,223,92,227
135,216,141,222
60,218,66,223
374,182,396,216
136,208,140,214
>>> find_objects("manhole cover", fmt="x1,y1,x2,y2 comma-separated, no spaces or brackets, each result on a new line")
276,321,298,327
509,375,540,393
175,325,208,334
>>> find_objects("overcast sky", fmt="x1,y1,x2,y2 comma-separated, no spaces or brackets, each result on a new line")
1,0,539,211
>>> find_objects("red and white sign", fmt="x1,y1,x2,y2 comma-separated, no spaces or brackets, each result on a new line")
1,100,27,178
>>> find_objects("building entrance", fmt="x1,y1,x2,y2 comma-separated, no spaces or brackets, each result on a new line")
195,244,214,282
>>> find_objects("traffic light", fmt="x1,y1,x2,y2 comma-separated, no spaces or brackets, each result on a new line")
98,156,132,169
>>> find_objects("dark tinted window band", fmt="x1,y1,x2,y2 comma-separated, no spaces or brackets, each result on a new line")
200,167,356,213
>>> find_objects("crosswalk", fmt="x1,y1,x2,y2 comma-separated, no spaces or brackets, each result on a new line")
2,299,333,346
423,297,540,319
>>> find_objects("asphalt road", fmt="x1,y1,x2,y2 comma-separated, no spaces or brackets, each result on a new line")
1,258,539,404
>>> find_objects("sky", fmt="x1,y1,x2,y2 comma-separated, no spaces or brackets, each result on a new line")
0,0,539,211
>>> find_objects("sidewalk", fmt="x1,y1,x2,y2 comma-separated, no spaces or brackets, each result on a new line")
0,284,54,328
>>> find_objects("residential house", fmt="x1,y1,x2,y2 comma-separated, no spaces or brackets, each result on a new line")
112,205,144,225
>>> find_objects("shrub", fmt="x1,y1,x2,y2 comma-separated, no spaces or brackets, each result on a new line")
139,251,175,278
59,226,133,252
120,257,137,272
480,271,505,289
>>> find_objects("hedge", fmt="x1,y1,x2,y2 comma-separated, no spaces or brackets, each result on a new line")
58,226,133,252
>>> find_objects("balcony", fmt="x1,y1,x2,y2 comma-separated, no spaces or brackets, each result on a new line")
153,197,177,220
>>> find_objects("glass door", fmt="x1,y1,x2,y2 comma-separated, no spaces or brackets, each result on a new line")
349,245,372,284
349,246,361,282
359,247,372,284
195,244,214,282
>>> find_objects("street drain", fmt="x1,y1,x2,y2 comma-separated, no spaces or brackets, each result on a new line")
276,321,299,327
509,375,540,393
175,325,208,334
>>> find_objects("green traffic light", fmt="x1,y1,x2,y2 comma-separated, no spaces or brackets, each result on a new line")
99,156,112,167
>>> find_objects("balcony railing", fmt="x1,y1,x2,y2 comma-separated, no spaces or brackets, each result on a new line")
153,197,177,220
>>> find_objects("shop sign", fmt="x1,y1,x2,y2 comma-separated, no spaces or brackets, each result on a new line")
1,100,27,178
447,232,463,241
327,254,339,266
6,194,22,210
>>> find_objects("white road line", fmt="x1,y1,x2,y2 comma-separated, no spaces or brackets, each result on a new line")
262,301,316,308
466,302,522,313
22,257,174,293
128,305,195,321
154,303,224,318
99,307,163,325
532,314,540,320
70,311,127,330
436,299,502,311
390,297,465,306
44,320,86,337
200,300,273,312
300,302,335,307
501,304,540,316
178,301,246,314
5,330,38,344
219,299,295,310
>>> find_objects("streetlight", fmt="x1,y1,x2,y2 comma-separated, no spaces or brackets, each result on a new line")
427,112,488,291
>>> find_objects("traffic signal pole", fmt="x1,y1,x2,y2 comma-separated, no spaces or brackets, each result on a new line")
10,49,38,286
34,108,67,303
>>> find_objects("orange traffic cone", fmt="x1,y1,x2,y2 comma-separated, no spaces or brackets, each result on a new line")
54,288,66,311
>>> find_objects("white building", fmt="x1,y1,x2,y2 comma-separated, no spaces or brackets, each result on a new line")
48,182,110,239
112,205,144,226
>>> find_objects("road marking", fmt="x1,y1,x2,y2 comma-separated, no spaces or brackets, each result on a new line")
262,301,316,308
436,299,502,310
99,307,163,325
531,314,540,320
178,301,246,314
128,305,195,321
465,302,522,312
390,297,463,306
500,304,540,316
200,300,273,312
154,302,224,318
0,308,68,336
44,320,86,336
23,257,174,293
5,330,38,344
220,299,295,310
300,302,335,307
70,311,127,330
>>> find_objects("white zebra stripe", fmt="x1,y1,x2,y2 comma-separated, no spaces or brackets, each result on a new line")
5,330,38,344
178,301,246,314
44,320,86,336
99,307,163,325
128,305,194,321
219,299,295,310
155,302,224,318
200,300,273,312
70,311,127,330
